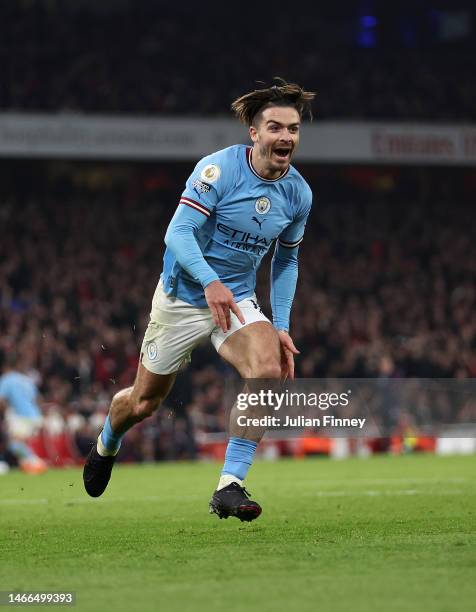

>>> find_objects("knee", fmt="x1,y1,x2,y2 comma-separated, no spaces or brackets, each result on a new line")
247,357,281,379
131,397,162,421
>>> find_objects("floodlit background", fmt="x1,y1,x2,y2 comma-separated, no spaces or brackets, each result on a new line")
1,3,475,612
0,0,475,464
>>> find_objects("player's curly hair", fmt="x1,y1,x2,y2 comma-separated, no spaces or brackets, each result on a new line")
231,78,315,126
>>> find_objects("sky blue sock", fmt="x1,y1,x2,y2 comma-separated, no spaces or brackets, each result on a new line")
100,415,124,454
221,437,257,480
9,440,36,461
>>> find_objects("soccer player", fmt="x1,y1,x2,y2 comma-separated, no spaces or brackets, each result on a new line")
0,353,47,474
83,81,315,521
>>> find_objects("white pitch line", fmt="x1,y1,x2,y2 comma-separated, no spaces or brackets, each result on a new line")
0,498,49,505
0,489,467,507
63,495,169,504
304,477,469,485
313,489,464,497
0,495,199,506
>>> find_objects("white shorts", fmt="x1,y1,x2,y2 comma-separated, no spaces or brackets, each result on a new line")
140,281,270,375
6,411,43,439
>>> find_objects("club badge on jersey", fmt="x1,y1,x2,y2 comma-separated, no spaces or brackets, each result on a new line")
255,197,271,214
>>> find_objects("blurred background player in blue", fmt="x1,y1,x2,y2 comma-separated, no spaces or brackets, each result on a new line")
83,81,315,520
0,352,47,474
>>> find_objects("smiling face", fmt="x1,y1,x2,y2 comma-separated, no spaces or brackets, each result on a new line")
249,105,301,179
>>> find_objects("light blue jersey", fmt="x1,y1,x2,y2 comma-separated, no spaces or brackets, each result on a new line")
161,144,313,331
0,371,41,419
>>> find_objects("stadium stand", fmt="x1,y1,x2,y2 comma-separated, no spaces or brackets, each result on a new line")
0,162,474,461
0,1,474,464
0,1,475,121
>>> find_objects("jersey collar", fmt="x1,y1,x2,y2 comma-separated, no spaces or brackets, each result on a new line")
246,147,290,182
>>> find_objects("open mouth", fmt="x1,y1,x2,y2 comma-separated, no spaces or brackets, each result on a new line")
273,148,291,160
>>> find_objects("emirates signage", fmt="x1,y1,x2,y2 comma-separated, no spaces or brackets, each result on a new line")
0,114,475,165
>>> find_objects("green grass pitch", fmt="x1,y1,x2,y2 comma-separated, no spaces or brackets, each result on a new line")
1,454,475,612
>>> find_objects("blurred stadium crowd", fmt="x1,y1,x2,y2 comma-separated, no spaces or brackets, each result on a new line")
1,1,475,121
0,162,474,463
0,0,475,465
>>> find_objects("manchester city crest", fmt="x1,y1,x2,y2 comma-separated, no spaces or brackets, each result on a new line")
147,341,158,361
255,197,271,215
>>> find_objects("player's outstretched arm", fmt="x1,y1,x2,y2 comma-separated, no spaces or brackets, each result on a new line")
271,184,312,379
165,205,244,332
270,241,299,328
164,205,220,289
271,242,301,380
